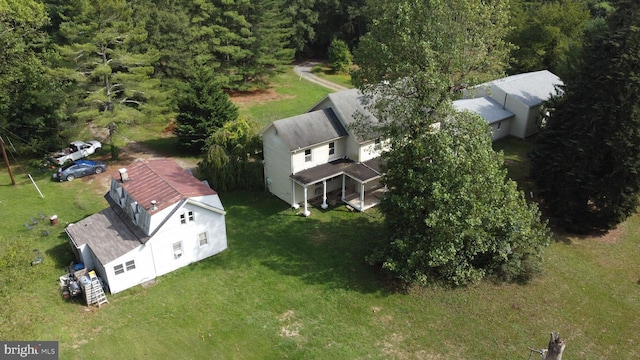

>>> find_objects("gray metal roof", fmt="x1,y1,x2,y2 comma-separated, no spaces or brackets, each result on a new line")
453,97,515,124
271,108,347,150
66,199,150,265
478,70,563,108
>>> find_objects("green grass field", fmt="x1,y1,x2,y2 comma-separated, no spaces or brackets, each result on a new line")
237,69,335,129
1,69,639,359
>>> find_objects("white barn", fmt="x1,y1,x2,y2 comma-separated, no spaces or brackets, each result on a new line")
455,70,563,140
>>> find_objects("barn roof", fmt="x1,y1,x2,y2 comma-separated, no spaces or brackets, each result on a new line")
481,70,563,108
453,97,515,124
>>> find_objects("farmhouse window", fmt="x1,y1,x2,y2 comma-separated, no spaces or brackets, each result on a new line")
329,142,335,156
198,232,208,247
305,149,312,162
180,211,195,224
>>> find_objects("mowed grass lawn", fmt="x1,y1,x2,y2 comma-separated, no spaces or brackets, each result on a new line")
1,72,640,358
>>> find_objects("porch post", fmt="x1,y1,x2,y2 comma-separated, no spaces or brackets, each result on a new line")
341,176,346,200
321,180,328,209
359,182,365,210
303,186,310,216
292,180,299,209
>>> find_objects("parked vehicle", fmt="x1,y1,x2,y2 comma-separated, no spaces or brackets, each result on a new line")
49,140,102,165
52,160,108,182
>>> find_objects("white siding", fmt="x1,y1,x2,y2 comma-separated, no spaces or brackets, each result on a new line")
490,120,511,140
149,203,227,277
104,244,154,294
263,127,295,205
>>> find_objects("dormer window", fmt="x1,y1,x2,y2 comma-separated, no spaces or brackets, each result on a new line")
328,142,335,156
180,211,195,224
304,149,312,162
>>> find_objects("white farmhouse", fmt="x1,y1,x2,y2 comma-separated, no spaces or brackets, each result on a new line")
261,88,386,216
65,159,227,294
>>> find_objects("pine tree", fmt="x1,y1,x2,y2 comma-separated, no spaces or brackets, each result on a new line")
52,0,168,126
531,0,640,233
174,68,239,154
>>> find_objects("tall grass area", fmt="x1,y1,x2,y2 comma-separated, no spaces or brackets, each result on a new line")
1,161,639,358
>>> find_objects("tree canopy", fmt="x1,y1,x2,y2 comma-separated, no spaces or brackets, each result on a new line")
353,0,550,286
530,0,640,233
372,111,550,286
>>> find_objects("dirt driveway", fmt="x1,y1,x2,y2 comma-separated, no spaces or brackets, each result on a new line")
76,140,200,196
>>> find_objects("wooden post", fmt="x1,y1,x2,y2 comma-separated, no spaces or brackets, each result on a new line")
0,135,16,186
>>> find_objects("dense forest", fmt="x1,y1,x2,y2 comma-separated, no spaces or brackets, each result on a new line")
0,0,611,156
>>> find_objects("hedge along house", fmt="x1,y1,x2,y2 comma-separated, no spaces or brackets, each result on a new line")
65,159,227,294
454,70,563,140
261,89,387,216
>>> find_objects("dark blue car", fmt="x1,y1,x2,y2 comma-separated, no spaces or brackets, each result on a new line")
52,160,107,182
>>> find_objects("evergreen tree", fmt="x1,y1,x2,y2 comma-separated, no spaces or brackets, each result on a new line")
530,0,640,233
174,68,239,154
52,0,169,126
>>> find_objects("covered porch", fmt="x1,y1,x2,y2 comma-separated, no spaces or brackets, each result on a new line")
290,158,384,216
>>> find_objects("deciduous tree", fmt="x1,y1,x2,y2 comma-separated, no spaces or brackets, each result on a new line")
354,0,549,286
370,111,550,286
0,0,66,154
198,118,263,191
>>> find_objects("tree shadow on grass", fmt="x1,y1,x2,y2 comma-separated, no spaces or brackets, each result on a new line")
45,234,76,270
201,192,394,295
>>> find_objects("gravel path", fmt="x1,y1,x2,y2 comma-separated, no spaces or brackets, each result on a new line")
293,61,350,92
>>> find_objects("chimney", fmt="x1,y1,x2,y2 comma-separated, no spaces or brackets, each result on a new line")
118,168,129,182
150,200,157,211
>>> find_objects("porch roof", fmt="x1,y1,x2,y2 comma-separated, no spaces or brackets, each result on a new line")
291,157,383,186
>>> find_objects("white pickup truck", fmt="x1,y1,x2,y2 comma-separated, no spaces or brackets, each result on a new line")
49,140,102,165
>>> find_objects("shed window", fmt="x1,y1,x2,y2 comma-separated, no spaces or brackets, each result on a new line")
125,260,136,271
114,264,125,275
173,242,183,259
304,149,312,162
329,142,335,156
497,122,502,130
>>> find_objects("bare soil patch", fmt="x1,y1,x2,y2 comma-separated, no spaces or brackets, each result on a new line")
229,88,294,105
